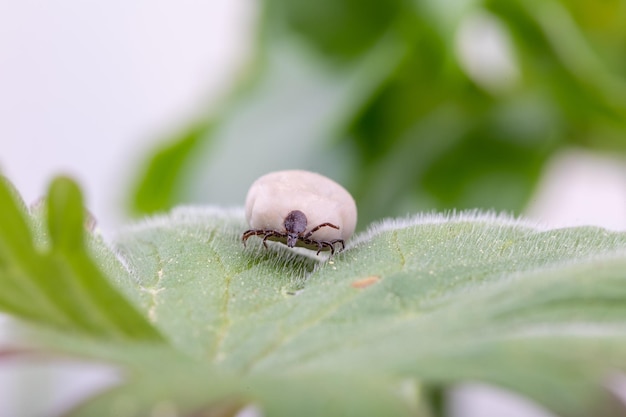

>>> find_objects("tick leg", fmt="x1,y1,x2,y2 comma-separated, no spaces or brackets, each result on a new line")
242,229,266,247
304,222,340,239
315,242,324,255
300,237,328,255
329,239,345,252
316,241,335,256
242,229,284,249
263,230,288,249
262,232,274,249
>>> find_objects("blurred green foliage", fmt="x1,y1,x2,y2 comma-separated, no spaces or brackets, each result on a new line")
130,121,212,214
131,0,626,226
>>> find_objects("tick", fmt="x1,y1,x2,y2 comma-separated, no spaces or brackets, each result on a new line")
242,170,357,255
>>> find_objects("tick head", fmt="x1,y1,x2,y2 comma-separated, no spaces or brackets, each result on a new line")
284,210,307,247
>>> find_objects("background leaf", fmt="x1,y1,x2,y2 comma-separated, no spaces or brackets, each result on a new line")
129,121,213,215
129,0,626,225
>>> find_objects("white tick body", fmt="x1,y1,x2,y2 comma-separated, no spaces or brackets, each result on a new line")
244,170,357,250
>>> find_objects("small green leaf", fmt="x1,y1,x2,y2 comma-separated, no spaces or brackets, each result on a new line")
47,177,85,251
0,177,39,266
129,121,212,215
0,178,54,322
0,176,162,341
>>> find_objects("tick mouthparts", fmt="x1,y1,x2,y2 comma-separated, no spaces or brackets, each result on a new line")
287,234,298,248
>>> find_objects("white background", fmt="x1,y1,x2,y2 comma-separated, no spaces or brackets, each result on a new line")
0,0,256,232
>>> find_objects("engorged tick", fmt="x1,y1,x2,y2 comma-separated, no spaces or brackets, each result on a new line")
241,170,357,256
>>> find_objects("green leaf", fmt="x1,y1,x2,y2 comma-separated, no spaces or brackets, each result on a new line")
266,0,410,62
69,360,415,417
47,176,86,250
129,121,212,215
6,177,626,416
0,176,162,341
84,207,626,417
